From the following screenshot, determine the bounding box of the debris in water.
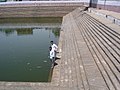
[27,63,30,65]
[43,60,47,63]
[36,66,42,69]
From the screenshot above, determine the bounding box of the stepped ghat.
[0,1,86,17]
[0,1,120,90]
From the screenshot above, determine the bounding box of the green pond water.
[0,17,61,82]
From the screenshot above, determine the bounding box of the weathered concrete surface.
[0,1,85,18]
[0,23,61,29]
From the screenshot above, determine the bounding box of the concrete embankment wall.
[0,1,86,18]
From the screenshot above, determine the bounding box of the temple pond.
[0,17,62,82]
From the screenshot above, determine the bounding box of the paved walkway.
[0,8,120,90]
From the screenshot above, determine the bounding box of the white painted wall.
[98,0,120,6]
[2,0,120,7]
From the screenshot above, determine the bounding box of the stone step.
[79,19,116,90]
[69,14,89,90]
[73,13,111,90]
[83,14,120,70]
[71,11,109,90]
[0,2,85,18]
[84,14,120,45]
[71,8,120,89]
[81,19,120,90]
